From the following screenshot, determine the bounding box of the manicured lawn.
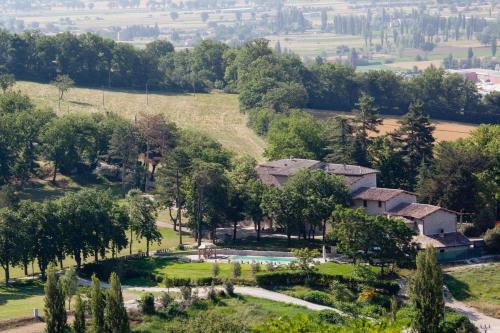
[0,280,45,320]
[444,263,500,318]
[317,262,380,277]
[122,257,254,285]
[4,226,193,282]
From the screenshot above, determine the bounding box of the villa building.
[256,158,474,261]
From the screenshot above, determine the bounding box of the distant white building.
[256,158,473,259]
[448,68,500,94]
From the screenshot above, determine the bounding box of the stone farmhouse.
[256,158,474,260]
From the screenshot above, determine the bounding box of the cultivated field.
[15,81,266,161]
[308,109,478,142]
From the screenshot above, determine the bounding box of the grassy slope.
[14,81,266,162]
[444,263,500,318]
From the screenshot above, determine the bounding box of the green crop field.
[14,81,266,162]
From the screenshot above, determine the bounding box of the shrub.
[484,226,500,254]
[352,265,377,282]
[330,280,355,302]
[207,283,218,302]
[459,223,481,237]
[139,293,155,315]
[251,262,261,275]
[180,285,192,302]
[224,279,235,297]
[302,291,335,307]
[318,310,345,325]
[159,292,174,310]
[255,270,399,294]
[154,274,164,283]
[265,262,275,272]
[359,304,386,317]
[231,262,242,278]
[442,311,478,333]
[164,276,191,287]
[211,262,220,278]
[357,288,378,302]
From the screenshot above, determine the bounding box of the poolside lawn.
[123,257,254,285]
[317,262,380,276]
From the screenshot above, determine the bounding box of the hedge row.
[158,275,256,287]
[255,271,399,294]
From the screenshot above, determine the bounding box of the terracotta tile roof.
[352,187,414,202]
[256,159,381,189]
[415,233,471,248]
[265,159,323,176]
[344,175,364,186]
[388,202,443,219]
[325,163,379,176]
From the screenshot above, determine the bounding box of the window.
[363,200,367,207]
[378,201,382,208]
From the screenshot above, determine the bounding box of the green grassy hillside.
[15,81,266,161]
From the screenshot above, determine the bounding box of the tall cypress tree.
[393,101,435,190]
[90,274,105,333]
[73,294,86,333]
[409,247,444,333]
[44,265,67,333]
[104,273,130,333]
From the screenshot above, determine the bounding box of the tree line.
[0,31,499,124]
[239,39,499,125]
[327,10,496,51]
[0,188,166,285]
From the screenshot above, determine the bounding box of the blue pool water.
[229,255,296,264]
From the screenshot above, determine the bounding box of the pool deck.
[185,254,328,265]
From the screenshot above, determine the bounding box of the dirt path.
[445,297,500,332]
[0,322,45,333]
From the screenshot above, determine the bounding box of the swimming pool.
[229,255,296,264]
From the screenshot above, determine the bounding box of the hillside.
[14,81,267,161]
[15,81,478,163]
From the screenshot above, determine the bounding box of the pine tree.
[352,94,382,166]
[492,37,497,57]
[325,116,356,164]
[44,265,68,333]
[393,101,435,190]
[73,294,86,333]
[104,273,130,333]
[90,274,105,333]
[409,247,444,333]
